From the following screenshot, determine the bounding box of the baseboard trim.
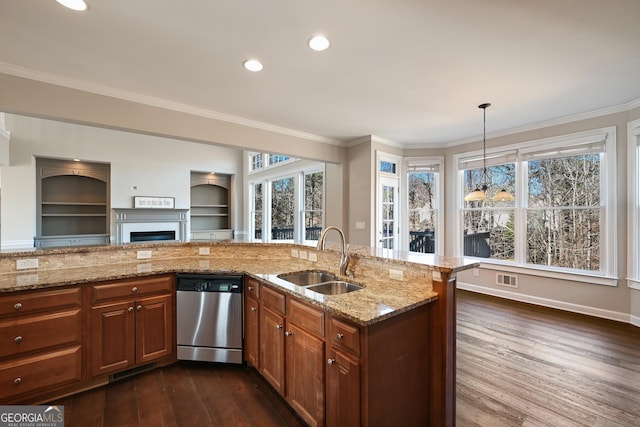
[457,281,632,325]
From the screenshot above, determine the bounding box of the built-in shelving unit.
[190,172,233,240]
[35,158,111,248]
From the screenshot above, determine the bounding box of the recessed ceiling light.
[308,35,330,51]
[56,0,88,11]
[243,59,263,72]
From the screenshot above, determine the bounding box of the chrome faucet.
[317,226,351,277]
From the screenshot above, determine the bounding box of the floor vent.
[496,273,518,288]
[110,363,155,383]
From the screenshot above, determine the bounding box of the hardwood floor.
[456,290,640,427]
[53,290,640,426]
[56,363,305,427]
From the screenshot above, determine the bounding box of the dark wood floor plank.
[134,368,177,427]
[103,377,139,427]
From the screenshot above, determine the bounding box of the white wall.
[1,114,243,248]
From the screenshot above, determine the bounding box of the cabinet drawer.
[0,287,81,318]
[92,275,174,302]
[330,317,360,356]
[262,286,285,315]
[0,309,82,359]
[0,345,82,400]
[288,298,324,337]
[245,277,260,300]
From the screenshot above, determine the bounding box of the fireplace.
[113,208,189,244]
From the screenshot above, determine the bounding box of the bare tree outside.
[271,177,294,240]
[304,171,323,241]
[408,171,437,253]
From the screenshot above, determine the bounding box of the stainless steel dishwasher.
[176,273,243,364]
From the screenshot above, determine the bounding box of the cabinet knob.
[251,307,257,312]
[276,324,283,330]
[248,286,254,291]
[132,286,138,293]
[14,336,23,343]
[327,358,335,366]
[14,377,22,385]
[14,302,23,310]
[336,333,344,340]
[285,331,293,337]
[128,306,134,313]
[136,305,142,311]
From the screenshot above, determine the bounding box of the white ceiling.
[1,0,639,147]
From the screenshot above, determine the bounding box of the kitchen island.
[0,241,477,426]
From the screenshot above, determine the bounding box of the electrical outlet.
[291,249,299,258]
[308,252,318,262]
[136,250,152,260]
[199,247,210,255]
[389,268,404,280]
[299,250,308,260]
[473,268,480,277]
[16,259,39,270]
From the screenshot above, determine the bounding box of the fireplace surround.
[113,208,189,244]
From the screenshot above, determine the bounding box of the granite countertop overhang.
[0,241,479,326]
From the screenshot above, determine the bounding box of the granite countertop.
[0,256,440,326]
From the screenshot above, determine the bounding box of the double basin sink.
[277,270,363,295]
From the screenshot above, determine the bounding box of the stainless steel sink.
[277,270,338,286]
[305,281,364,295]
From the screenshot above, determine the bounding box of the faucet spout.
[317,226,351,277]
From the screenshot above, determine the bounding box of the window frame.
[402,156,444,255]
[248,157,325,245]
[454,127,617,285]
[627,119,640,290]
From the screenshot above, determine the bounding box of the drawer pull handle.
[132,287,138,293]
[327,358,335,366]
[14,336,23,343]
[251,307,257,312]
[248,286,254,291]
[14,303,23,310]
[128,306,134,313]
[276,324,283,330]
[285,331,293,337]
[14,377,22,385]
[136,305,142,311]
[336,333,344,340]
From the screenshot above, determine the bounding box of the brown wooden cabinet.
[259,296,286,394]
[0,286,83,403]
[244,278,260,368]
[89,275,175,378]
[326,350,360,427]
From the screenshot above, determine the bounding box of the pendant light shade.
[493,189,515,202]
[464,187,488,202]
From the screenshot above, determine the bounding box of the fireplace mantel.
[113,208,189,244]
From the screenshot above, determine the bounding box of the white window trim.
[627,119,640,290]
[375,151,402,250]
[454,127,617,285]
[402,156,444,255]
[248,160,324,245]
[247,152,297,174]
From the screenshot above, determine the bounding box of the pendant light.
[464,103,491,202]
[463,103,515,202]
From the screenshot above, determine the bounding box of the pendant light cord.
[479,103,490,190]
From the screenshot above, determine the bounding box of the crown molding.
[440,98,640,149]
[0,62,341,146]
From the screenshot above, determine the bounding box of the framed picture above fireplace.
[133,196,175,209]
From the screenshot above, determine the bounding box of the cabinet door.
[285,323,325,427]
[260,306,285,394]
[90,301,135,377]
[135,294,174,364]
[326,350,361,427]
[245,296,260,368]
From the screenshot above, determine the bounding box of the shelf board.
[190,214,228,217]
[42,202,107,206]
[191,204,228,208]
[42,214,107,217]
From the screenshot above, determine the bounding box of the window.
[407,159,442,254]
[303,171,323,242]
[628,119,640,289]
[251,153,263,171]
[271,177,295,241]
[248,157,324,244]
[269,154,291,166]
[456,127,616,280]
